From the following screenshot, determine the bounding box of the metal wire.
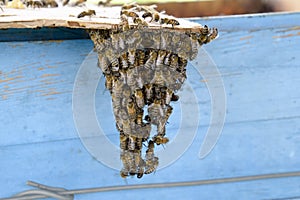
[2,171,300,200]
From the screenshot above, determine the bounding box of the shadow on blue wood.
[0,12,300,199]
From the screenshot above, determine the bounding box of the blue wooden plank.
[1,118,300,199]
[0,28,89,42]
[0,12,300,199]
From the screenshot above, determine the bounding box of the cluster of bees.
[120,3,180,29]
[88,3,218,178]
[23,0,57,8]
[0,0,111,9]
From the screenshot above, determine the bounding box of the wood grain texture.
[0,12,300,200]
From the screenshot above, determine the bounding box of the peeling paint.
[0,76,23,84]
[1,95,7,100]
[273,33,299,39]
[240,35,253,41]
[40,88,61,96]
[273,33,295,38]
[46,97,56,100]
[41,73,60,78]
[276,26,300,33]
[47,65,58,68]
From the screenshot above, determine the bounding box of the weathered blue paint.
[0,28,89,42]
[0,12,300,199]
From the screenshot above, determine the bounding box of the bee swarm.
[88,3,218,179]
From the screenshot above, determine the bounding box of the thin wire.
[27,181,69,192]
[1,171,300,200]
[13,190,72,200]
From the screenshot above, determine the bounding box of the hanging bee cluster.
[88,3,218,178]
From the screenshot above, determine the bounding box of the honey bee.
[146,140,155,154]
[148,99,164,126]
[121,3,137,10]
[120,150,133,178]
[97,0,111,6]
[145,156,159,174]
[73,0,86,6]
[151,70,167,86]
[120,132,128,150]
[160,18,180,28]
[169,54,178,71]
[144,50,157,70]
[127,30,142,47]
[135,137,143,151]
[153,12,161,22]
[42,0,57,7]
[156,50,167,67]
[160,31,171,50]
[25,0,43,8]
[120,14,130,32]
[136,74,144,89]
[201,25,209,35]
[122,118,132,136]
[111,33,122,51]
[133,17,148,28]
[62,0,69,6]
[165,104,173,122]
[153,135,169,145]
[177,57,187,73]
[135,110,143,126]
[105,74,114,92]
[142,11,160,23]
[137,164,144,178]
[197,25,210,44]
[118,68,127,84]
[144,84,153,105]
[126,99,137,120]
[204,28,218,44]
[112,78,123,99]
[122,85,132,99]
[137,50,145,66]
[177,70,187,85]
[157,120,166,136]
[153,85,163,100]
[127,49,136,67]
[120,167,129,178]
[145,141,159,174]
[163,51,172,66]
[127,68,137,91]
[134,151,145,178]
[142,12,152,21]
[164,88,173,105]
[121,10,139,18]
[105,49,119,73]
[134,89,145,109]
[120,52,129,70]
[141,122,151,139]
[127,135,136,151]
[112,97,121,115]
[77,10,96,18]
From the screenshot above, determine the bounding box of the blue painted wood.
[0,28,89,42]
[1,12,300,199]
